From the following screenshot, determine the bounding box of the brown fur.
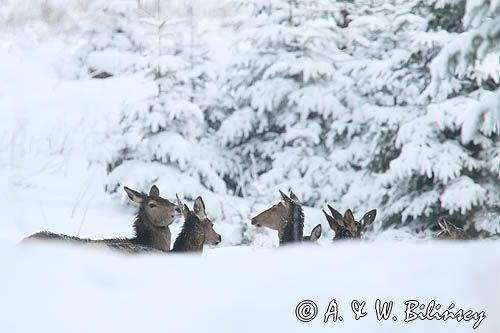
[434,219,470,240]
[303,224,322,242]
[171,196,222,253]
[251,190,304,245]
[323,205,377,240]
[172,202,205,253]
[193,196,221,246]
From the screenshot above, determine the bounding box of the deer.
[251,190,321,245]
[303,224,322,242]
[171,196,221,253]
[322,205,377,240]
[191,196,222,247]
[23,185,181,253]
[434,219,470,240]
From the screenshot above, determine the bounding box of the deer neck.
[172,215,205,252]
[133,210,171,251]
[278,204,304,245]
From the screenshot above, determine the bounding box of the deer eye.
[175,207,180,213]
[148,203,157,208]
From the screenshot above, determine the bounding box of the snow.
[441,176,487,214]
[1,241,500,333]
[1,2,500,331]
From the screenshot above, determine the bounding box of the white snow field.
[1,241,499,333]
[1,4,499,333]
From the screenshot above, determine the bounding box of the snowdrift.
[1,241,499,333]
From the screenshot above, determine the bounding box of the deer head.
[124,185,181,228]
[303,224,322,242]
[251,190,300,229]
[172,196,206,252]
[251,190,304,245]
[323,205,376,240]
[193,196,221,246]
[434,219,470,240]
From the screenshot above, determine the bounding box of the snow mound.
[1,241,499,333]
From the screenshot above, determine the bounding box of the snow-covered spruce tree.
[291,0,440,226]
[217,0,356,205]
[77,0,149,77]
[315,0,430,218]
[104,2,226,198]
[342,0,499,233]
[420,0,500,234]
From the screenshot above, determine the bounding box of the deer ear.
[344,209,354,224]
[183,204,192,219]
[439,218,452,232]
[176,194,187,218]
[327,205,343,221]
[310,224,322,241]
[193,196,206,218]
[279,189,290,202]
[124,186,143,204]
[323,209,338,232]
[149,185,159,197]
[343,209,358,235]
[327,205,345,227]
[360,209,377,231]
[289,191,299,203]
[438,219,447,231]
[279,190,292,206]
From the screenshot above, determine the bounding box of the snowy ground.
[1,242,499,333]
[1,10,499,333]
